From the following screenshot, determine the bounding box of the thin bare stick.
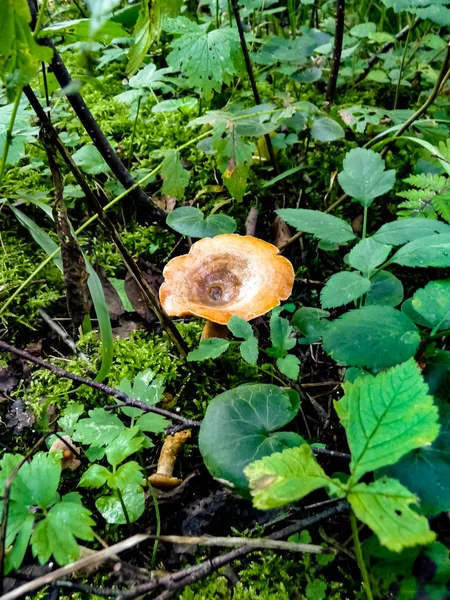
[147,535,337,554]
[0,341,200,429]
[325,0,345,105]
[38,309,91,364]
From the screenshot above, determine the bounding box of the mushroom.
[148,429,192,489]
[159,234,295,339]
[50,435,81,471]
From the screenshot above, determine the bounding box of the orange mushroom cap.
[159,234,295,325]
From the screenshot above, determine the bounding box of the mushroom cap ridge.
[159,234,295,324]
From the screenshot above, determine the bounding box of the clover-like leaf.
[322,306,420,369]
[348,478,435,552]
[335,359,440,481]
[199,384,303,494]
[167,206,237,238]
[338,148,395,207]
[245,444,333,509]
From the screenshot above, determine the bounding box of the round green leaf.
[310,117,345,142]
[322,306,420,369]
[401,298,434,328]
[411,280,450,331]
[366,271,404,307]
[166,206,236,238]
[199,384,303,495]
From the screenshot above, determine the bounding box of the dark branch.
[325,0,345,105]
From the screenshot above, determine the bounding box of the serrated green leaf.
[348,238,392,275]
[166,22,239,98]
[323,306,420,369]
[105,426,144,467]
[79,464,111,489]
[58,403,84,436]
[107,461,144,489]
[245,444,332,509]
[187,338,231,362]
[96,483,145,524]
[73,408,125,447]
[199,384,302,494]
[228,315,254,339]
[348,478,435,552]
[321,272,371,309]
[152,97,198,113]
[276,354,300,380]
[373,218,450,245]
[338,148,396,207]
[239,336,259,365]
[117,369,165,418]
[365,271,404,307]
[4,513,34,575]
[126,0,162,76]
[167,206,236,238]
[390,234,450,267]
[72,144,109,175]
[335,359,440,481]
[31,493,95,566]
[276,208,355,244]
[270,309,296,355]
[136,412,169,433]
[411,280,450,331]
[292,307,330,344]
[160,149,191,200]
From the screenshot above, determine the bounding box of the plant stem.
[350,510,374,600]
[216,0,220,29]
[0,88,23,186]
[116,487,132,534]
[33,0,49,39]
[362,205,368,239]
[325,0,345,105]
[147,482,161,569]
[394,22,412,110]
[127,96,141,169]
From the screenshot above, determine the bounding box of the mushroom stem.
[201,320,229,340]
[148,430,191,489]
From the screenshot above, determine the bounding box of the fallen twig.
[0,341,200,429]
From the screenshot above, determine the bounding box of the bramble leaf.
[321,272,371,309]
[276,208,355,244]
[373,218,450,245]
[348,238,392,275]
[245,445,333,509]
[239,336,259,365]
[338,148,395,207]
[335,359,440,481]
[348,478,435,552]
[390,234,450,267]
[228,315,254,339]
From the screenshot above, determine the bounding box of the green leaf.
[390,234,450,267]
[85,0,122,37]
[381,0,450,26]
[293,307,330,344]
[187,338,230,361]
[310,117,345,142]
[0,0,52,91]
[348,478,435,552]
[79,464,111,489]
[42,18,126,43]
[109,278,134,312]
[73,408,125,447]
[228,315,254,339]
[166,206,237,238]
[270,309,296,356]
[335,359,440,481]
[321,272,371,309]
[107,461,144,490]
[338,148,395,207]
[276,208,355,244]
[410,280,450,330]
[239,336,259,365]
[160,149,191,200]
[72,144,109,175]
[348,238,392,275]
[245,445,332,509]
[165,19,240,98]
[373,218,450,245]
[276,354,300,380]
[136,412,169,433]
[365,271,404,307]
[127,0,162,76]
[105,426,144,467]
[117,369,165,418]
[4,514,34,575]
[31,493,95,566]
[152,97,198,113]
[58,403,84,436]
[350,22,377,37]
[22,452,61,509]
[199,384,302,494]
[322,306,420,369]
[96,483,145,524]
[379,408,450,516]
